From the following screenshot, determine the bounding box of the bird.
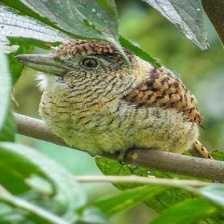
[16,39,212,159]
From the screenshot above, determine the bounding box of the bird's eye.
[81,58,98,69]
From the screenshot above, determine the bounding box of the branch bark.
[14,113,224,182]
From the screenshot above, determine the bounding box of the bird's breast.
[39,86,199,155]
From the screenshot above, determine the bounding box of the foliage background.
[9,0,224,223]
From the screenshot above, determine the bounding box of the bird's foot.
[116,147,137,164]
[192,140,213,159]
[117,150,128,164]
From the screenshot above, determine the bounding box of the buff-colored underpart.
[38,56,199,154]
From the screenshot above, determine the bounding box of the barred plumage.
[17,40,212,159]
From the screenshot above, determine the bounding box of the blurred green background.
[13,0,224,223]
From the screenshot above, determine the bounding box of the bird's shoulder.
[123,68,202,125]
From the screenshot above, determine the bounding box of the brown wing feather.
[123,68,202,125]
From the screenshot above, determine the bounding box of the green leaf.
[0,143,86,218]
[0,185,69,224]
[97,0,117,17]
[0,0,50,23]
[19,0,118,42]
[202,0,224,44]
[150,198,217,224]
[204,214,224,224]
[211,150,224,161]
[0,4,67,50]
[143,170,194,212]
[1,1,128,62]
[0,53,15,142]
[0,112,15,142]
[0,53,10,129]
[95,157,195,215]
[93,185,164,217]
[7,37,55,84]
[146,188,193,212]
[77,208,109,224]
[95,157,149,189]
[120,36,161,68]
[143,0,208,49]
[200,184,224,207]
[8,38,34,84]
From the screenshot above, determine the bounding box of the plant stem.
[75,175,210,188]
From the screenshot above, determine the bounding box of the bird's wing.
[123,68,202,125]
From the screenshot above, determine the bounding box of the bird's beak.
[16,54,68,75]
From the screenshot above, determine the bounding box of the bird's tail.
[192,140,213,159]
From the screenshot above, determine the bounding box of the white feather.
[36,73,48,91]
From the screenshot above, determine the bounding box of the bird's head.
[17,40,151,96]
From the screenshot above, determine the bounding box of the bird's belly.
[130,107,199,153]
[40,91,199,155]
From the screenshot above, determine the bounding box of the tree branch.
[14,113,224,182]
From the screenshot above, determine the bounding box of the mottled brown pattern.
[55,40,133,62]
[123,68,202,125]
[56,40,115,57]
